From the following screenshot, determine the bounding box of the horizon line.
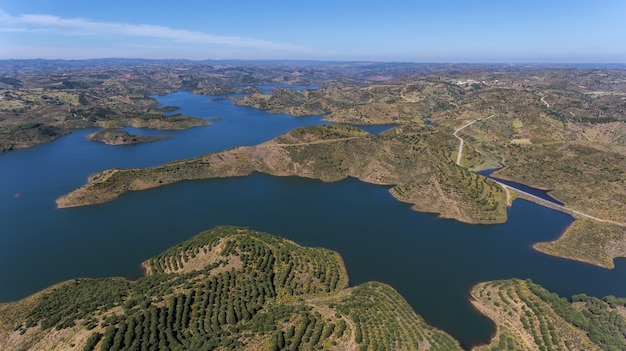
[1,57,625,66]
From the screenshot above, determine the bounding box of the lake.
[2,91,626,349]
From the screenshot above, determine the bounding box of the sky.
[0,0,625,63]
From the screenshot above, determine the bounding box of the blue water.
[255,84,319,94]
[2,92,625,349]
[349,123,397,135]
[479,169,564,206]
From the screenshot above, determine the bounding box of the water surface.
[479,169,564,205]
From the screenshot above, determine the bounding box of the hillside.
[56,124,508,224]
[471,279,626,351]
[232,71,626,219]
[0,226,462,351]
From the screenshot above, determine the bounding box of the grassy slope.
[0,226,462,351]
[423,84,626,269]
[0,123,70,152]
[233,80,465,124]
[471,279,598,351]
[492,143,626,224]
[236,79,626,221]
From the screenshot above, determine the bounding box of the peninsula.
[56,124,509,225]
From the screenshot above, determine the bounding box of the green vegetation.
[87,128,173,145]
[7,234,626,351]
[0,226,461,350]
[472,279,626,351]
[335,282,461,350]
[535,219,626,269]
[492,143,626,223]
[236,69,626,227]
[233,80,468,124]
[528,282,626,351]
[0,123,69,152]
[23,278,130,331]
[473,280,562,351]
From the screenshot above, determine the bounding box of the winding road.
[453,114,495,166]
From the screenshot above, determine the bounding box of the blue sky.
[1,0,625,62]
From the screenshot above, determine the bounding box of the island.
[87,128,173,145]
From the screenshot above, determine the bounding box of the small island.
[87,128,173,145]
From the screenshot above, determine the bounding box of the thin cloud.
[0,9,310,52]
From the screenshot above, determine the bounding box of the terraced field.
[472,279,626,351]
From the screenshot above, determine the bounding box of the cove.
[2,92,626,349]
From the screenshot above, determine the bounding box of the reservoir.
[479,169,564,206]
[2,92,626,349]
